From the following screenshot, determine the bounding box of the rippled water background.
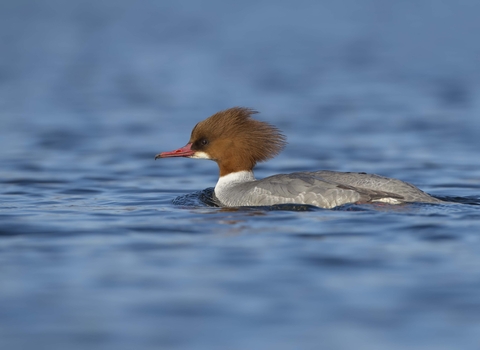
[2,1,480,349]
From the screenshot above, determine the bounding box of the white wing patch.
[372,197,403,204]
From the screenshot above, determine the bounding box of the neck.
[214,170,255,203]
[218,158,255,177]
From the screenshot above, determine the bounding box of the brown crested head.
[189,107,287,176]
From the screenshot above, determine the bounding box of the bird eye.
[200,139,208,146]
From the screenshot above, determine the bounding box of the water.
[2,1,480,349]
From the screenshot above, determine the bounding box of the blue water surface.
[1,1,480,349]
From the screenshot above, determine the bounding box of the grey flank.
[215,171,442,209]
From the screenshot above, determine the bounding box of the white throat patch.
[190,151,211,160]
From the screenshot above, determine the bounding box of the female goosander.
[155,107,442,209]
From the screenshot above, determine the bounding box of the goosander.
[155,107,442,209]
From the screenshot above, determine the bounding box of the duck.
[155,107,442,209]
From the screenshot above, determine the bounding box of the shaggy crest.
[189,107,287,175]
